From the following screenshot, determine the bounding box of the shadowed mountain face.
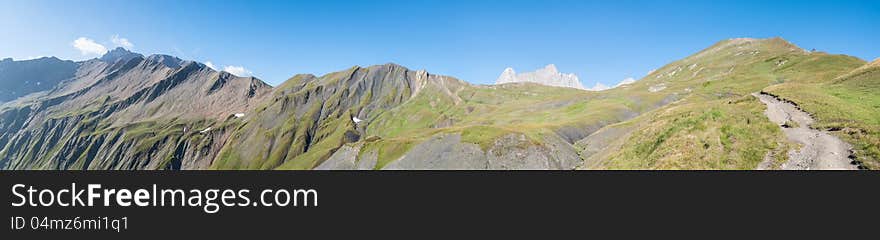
[0,57,78,102]
[0,38,876,170]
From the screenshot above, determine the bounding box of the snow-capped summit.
[495,64,584,89]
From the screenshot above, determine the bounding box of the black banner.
[1,171,877,238]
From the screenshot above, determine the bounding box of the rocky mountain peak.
[495,64,584,89]
[0,56,78,102]
[145,54,184,68]
[498,67,516,81]
[100,47,143,63]
[541,64,558,73]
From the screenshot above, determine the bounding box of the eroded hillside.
[0,49,270,169]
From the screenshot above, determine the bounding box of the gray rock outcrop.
[495,64,584,89]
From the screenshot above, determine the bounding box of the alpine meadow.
[0,37,877,170]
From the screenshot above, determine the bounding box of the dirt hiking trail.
[754,93,859,170]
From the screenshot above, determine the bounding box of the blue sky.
[1,0,877,87]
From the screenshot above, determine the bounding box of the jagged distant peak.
[100,47,143,63]
[495,64,584,89]
[2,56,67,63]
[107,46,133,54]
[541,64,559,73]
[145,54,184,68]
[95,48,201,70]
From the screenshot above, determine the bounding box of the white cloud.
[206,62,253,76]
[586,82,610,91]
[223,65,253,77]
[615,77,636,87]
[71,37,107,55]
[204,61,217,70]
[111,35,134,49]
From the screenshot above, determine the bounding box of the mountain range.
[0,38,877,170]
[495,64,584,89]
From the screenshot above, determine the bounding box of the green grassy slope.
[212,37,876,170]
[593,38,868,169]
[602,96,786,169]
[4,37,873,170]
[212,60,684,169]
[212,64,464,169]
[361,83,636,168]
[765,59,880,168]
